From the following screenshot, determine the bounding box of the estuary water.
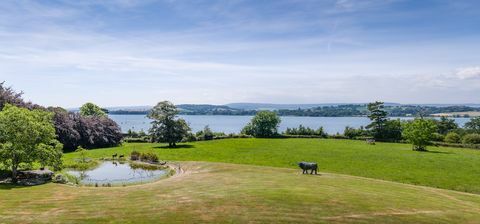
[109,115,470,135]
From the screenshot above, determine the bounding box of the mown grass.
[2,162,480,223]
[63,138,480,193]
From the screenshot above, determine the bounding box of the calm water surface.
[67,161,168,185]
[110,115,470,135]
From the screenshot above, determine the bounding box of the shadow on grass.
[0,183,30,190]
[421,150,454,154]
[154,144,195,149]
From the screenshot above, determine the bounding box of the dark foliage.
[434,117,459,135]
[0,82,42,111]
[48,107,81,150]
[49,108,122,151]
[343,126,369,139]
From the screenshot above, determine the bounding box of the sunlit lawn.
[64,138,480,194]
[2,162,480,223]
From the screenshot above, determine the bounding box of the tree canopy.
[465,117,480,133]
[366,101,389,140]
[80,102,107,117]
[242,111,281,137]
[0,104,63,182]
[0,82,41,111]
[148,101,191,147]
[402,118,437,151]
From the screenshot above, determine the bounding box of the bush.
[431,133,445,142]
[124,136,150,143]
[343,126,368,139]
[462,134,480,145]
[130,151,141,161]
[284,125,327,137]
[444,132,461,143]
[140,152,159,163]
[52,174,68,184]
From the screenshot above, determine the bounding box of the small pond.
[67,161,170,186]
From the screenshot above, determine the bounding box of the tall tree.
[0,104,63,183]
[436,116,458,135]
[242,111,281,137]
[366,101,388,140]
[148,101,191,147]
[79,102,107,117]
[402,118,437,151]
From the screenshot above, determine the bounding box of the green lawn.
[64,138,480,193]
[2,162,480,223]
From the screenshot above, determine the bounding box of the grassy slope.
[2,162,480,223]
[63,139,480,193]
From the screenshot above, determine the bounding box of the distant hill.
[71,102,480,117]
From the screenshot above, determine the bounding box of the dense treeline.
[109,103,480,117]
[0,82,122,151]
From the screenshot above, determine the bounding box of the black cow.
[298,162,318,175]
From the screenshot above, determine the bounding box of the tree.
[366,101,388,140]
[0,104,63,183]
[73,114,123,149]
[79,102,107,117]
[465,117,480,133]
[436,116,458,135]
[242,111,281,137]
[402,118,437,151]
[148,101,191,147]
[48,107,122,151]
[0,81,41,111]
[48,107,81,150]
[75,146,88,163]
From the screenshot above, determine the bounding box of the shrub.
[343,126,368,139]
[431,133,445,142]
[140,152,159,163]
[130,151,141,161]
[284,125,328,137]
[444,132,461,143]
[462,133,480,144]
[52,174,68,184]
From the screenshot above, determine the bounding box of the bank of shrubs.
[284,125,327,137]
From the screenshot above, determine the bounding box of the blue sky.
[1,0,480,107]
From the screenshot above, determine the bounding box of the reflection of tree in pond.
[79,170,88,180]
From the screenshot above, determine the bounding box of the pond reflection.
[67,161,168,185]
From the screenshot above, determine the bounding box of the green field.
[3,138,480,223]
[64,138,480,193]
[2,162,480,223]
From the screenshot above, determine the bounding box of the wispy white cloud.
[0,0,479,107]
[455,67,480,79]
